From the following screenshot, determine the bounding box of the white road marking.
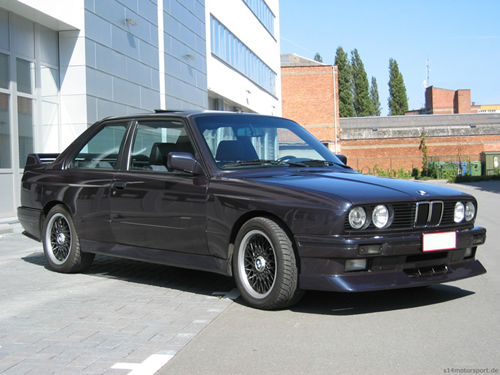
[112,354,174,375]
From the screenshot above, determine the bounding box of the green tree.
[370,76,381,116]
[313,52,323,63]
[388,58,409,115]
[335,46,355,117]
[420,128,429,176]
[351,49,373,117]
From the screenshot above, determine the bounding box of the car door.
[109,119,209,255]
[64,120,130,243]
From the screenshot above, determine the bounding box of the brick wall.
[341,114,500,174]
[342,135,500,173]
[426,86,475,114]
[281,65,339,143]
[279,59,499,175]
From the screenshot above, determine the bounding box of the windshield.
[194,114,348,169]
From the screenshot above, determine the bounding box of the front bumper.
[296,226,487,292]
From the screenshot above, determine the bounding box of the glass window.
[210,16,276,95]
[243,0,275,36]
[16,58,35,94]
[41,66,59,99]
[129,120,194,172]
[0,53,8,89]
[0,93,10,168]
[195,115,341,169]
[70,123,127,169]
[17,96,33,168]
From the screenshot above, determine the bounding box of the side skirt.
[80,239,232,276]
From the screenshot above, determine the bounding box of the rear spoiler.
[25,153,60,167]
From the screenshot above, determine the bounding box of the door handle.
[112,181,127,189]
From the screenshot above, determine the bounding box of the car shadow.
[22,252,474,314]
[455,180,500,195]
[290,285,474,316]
[22,252,236,298]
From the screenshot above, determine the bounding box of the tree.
[313,52,323,63]
[334,46,355,117]
[370,76,381,116]
[388,58,409,115]
[420,128,428,176]
[351,49,373,117]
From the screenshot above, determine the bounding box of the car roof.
[99,110,276,122]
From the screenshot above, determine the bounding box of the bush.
[365,165,413,179]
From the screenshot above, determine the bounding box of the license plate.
[422,231,457,252]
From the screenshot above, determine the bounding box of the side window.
[69,123,128,169]
[129,120,194,172]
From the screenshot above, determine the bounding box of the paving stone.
[0,227,237,374]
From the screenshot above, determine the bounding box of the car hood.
[247,170,470,205]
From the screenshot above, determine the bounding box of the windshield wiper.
[222,159,283,168]
[222,159,311,168]
[221,159,350,168]
[300,160,352,168]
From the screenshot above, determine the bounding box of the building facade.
[341,113,500,173]
[278,57,500,175]
[0,0,281,218]
[281,53,339,152]
[424,86,476,114]
[207,0,280,115]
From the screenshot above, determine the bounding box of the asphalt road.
[158,180,500,375]
[1,180,498,374]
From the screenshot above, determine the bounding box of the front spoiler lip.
[299,259,487,292]
[295,226,487,258]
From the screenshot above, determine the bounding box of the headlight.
[349,207,367,229]
[454,202,465,223]
[465,202,475,221]
[372,205,390,228]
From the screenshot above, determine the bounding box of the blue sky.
[279,0,500,115]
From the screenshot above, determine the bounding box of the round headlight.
[372,205,390,228]
[454,202,465,223]
[349,207,367,229]
[465,201,475,221]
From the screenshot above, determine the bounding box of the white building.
[206,0,280,115]
[0,0,281,218]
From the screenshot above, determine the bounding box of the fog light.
[464,247,474,258]
[359,244,383,255]
[472,233,485,245]
[345,259,368,272]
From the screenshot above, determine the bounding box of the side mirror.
[336,154,347,165]
[167,152,204,175]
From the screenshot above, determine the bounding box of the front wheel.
[233,217,303,310]
[42,205,94,273]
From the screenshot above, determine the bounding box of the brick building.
[409,86,500,115]
[280,55,500,174]
[341,113,500,173]
[281,54,340,152]
[424,86,477,114]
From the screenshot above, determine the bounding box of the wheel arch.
[41,201,73,233]
[227,210,300,274]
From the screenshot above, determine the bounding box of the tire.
[233,217,304,310]
[42,205,95,273]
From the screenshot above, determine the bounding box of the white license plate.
[422,231,457,252]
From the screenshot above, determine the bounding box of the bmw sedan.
[18,110,487,309]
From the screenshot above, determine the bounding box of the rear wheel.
[233,217,303,310]
[42,205,94,273]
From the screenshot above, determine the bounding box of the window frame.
[67,121,130,171]
[125,119,198,174]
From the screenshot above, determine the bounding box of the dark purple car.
[18,110,487,309]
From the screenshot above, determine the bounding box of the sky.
[279,0,500,116]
